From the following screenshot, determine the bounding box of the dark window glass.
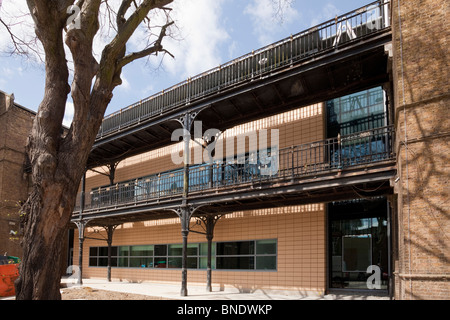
[98,257,108,267]
[329,198,388,290]
[89,247,98,256]
[119,246,129,256]
[89,240,276,271]
[98,247,108,256]
[256,256,277,270]
[167,257,198,269]
[155,245,167,256]
[130,257,153,268]
[216,256,254,270]
[327,87,386,138]
[118,257,128,268]
[216,241,254,256]
[256,240,277,254]
[130,245,153,257]
[89,257,97,267]
[154,257,167,268]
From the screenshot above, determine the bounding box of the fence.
[76,125,394,212]
[97,0,391,138]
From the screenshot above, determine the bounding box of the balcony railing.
[97,1,391,139]
[76,125,394,213]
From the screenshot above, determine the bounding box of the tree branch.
[103,0,173,62]
[0,16,43,60]
[117,20,174,69]
[117,0,133,30]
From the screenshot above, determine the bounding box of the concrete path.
[59,278,390,300]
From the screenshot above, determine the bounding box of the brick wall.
[82,103,324,193]
[75,103,326,294]
[391,0,450,300]
[74,204,326,295]
[0,91,34,257]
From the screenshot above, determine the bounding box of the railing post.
[291,146,295,182]
[80,171,86,212]
[337,133,342,169]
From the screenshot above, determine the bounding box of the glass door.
[328,198,389,291]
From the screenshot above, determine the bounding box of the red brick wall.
[0,91,34,257]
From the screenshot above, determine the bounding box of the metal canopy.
[72,160,396,227]
[87,33,392,168]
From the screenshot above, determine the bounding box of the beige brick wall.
[75,103,326,293]
[74,204,326,294]
[392,0,450,300]
[82,103,324,195]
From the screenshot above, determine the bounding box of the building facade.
[0,0,448,300]
[74,87,395,296]
[0,91,34,258]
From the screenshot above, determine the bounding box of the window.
[89,246,118,267]
[327,87,387,138]
[326,87,390,166]
[216,240,277,270]
[88,239,277,271]
[329,198,389,290]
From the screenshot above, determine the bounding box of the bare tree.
[0,0,294,300]
[6,0,174,300]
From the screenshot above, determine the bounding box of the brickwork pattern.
[0,91,34,257]
[76,104,326,294]
[392,0,450,300]
[74,204,326,294]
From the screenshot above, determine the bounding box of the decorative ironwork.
[75,125,394,212]
[96,1,391,139]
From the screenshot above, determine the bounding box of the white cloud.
[117,74,131,92]
[63,101,74,127]
[309,3,341,27]
[244,0,299,46]
[0,0,43,61]
[162,0,230,79]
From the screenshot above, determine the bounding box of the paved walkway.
[59,278,390,300]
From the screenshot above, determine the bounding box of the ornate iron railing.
[76,125,394,212]
[96,1,391,138]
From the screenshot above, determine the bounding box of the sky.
[0,0,373,126]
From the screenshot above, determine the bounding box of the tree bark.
[15,0,173,300]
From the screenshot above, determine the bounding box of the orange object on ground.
[0,264,19,297]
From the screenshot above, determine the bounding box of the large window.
[328,198,389,290]
[89,239,277,271]
[326,87,390,166]
[327,87,387,138]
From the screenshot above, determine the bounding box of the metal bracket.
[74,219,91,240]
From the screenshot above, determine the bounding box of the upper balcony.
[87,0,392,169]
[74,125,396,225]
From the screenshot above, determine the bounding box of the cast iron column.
[74,220,88,285]
[206,217,214,292]
[105,225,119,282]
[180,204,190,296]
[179,111,195,297]
[196,215,221,292]
[75,172,87,285]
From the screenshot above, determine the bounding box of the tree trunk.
[14,0,173,300]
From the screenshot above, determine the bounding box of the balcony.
[74,125,395,222]
[87,1,392,169]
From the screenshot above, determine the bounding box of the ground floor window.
[89,239,277,271]
[328,197,389,290]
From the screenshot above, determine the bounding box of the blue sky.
[0,0,372,125]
